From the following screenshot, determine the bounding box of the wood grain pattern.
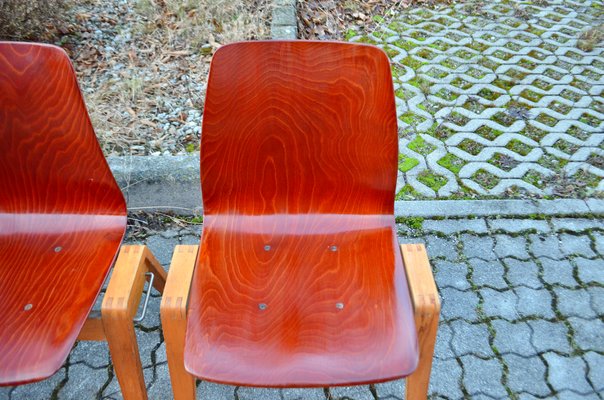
[0,42,126,386]
[185,41,418,387]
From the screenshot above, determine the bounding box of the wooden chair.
[161,41,440,399]
[0,42,166,399]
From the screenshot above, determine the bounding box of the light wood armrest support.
[161,245,198,400]
[400,243,441,400]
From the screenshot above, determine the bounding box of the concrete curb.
[271,0,298,39]
[108,155,604,217]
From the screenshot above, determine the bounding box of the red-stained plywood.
[0,42,126,385]
[185,41,418,387]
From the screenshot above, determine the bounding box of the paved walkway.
[350,0,604,198]
[1,215,602,399]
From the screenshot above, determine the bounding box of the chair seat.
[184,214,418,387]
[0,214,125,385]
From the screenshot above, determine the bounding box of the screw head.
[54,246,62,252]
[24,304,33,311]
[264,245,271,251]
[335,302,344,310]
[330,245,337,252]
[258,303,268,310]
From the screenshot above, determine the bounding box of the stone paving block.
[238,387,281,400]
[450,320,493,358]
[71,340,110,368]
[374,379,405,399]
[593,232,604,255]
[543,353,592,395]
[568,317,604,352]
[504,354,550,397]
[146,234,178,266]
[58,364,109,399]
[554,288,596,319]
[137,294,161,330]
[587,287,604,315]
[102,367,153,400]
[281,388,325,400]
[429,358,463,399]
[434,260,470,291]
[494,234,530,259]
[528,234,563,260]
[491,320,536,356]
[541,258,577,286]
[504,258,542,289]
[461,234,497,261]
[440,288,479,321]
[527,320,571,354]
[135,329,162,368]
[470,259,507,289]
[576,257,604,284]
[460,355,507,399]
[9,367,66,400]
[331,385,374,400]
[515,287,555,319]
[198,380,236,400]
[147,363,173,400]
[488,219,550,233]
[423,219,488,235]
[552,218,602,232]
[434,322,455,360]
[426,235,458,261]
[555,391,600,399]
[481,288,518,320]
[559,233,597,258]
[180,234,200,246]
[583,352,604,392]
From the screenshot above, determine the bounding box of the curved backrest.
[0,42,125,215]
[200,41,398,216]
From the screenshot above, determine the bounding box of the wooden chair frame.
[78,245,167,400]
[161,244,440,400]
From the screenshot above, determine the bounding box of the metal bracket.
[133,272,155,322]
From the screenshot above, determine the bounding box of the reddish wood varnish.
[185,41,418,387]
[0,42,126,385]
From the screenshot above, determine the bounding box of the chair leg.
[161,245,198,400]
[100,245,163,400]
[400,244,441,400]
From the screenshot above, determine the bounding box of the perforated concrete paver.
[349,0,604,199]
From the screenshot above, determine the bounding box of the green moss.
[438,153,467,174]
[417,170,448,192]
[399,154,420,172]
[459,139,485,155]
[392,39,418,51]
[395,184,420,200]
[476,126,504,141]
[472,169,500,190]
[537,154,568,171]
[383,45,400,58]
[553,139,580,155]
[344,29,357,40]
[477,88,502,101]
[185,143,198,153]
[400,217,424,230]
[506,139,533,156]
[488,153,520,171]
[400,56,425,70]
[523,171,546,188]
[407,136,436,155]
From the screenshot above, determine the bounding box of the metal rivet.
[258,303,268,310]
[330,245,337,252]
[54,246,62,253]
[24,304,33,311]
[264,245,271,251]
[335,302,344,310]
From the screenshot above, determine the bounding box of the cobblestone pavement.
[1,216,602,399]
[350,0,604,198]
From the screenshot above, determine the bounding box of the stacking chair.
[161,41,440,400]
[0,42,166,399]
